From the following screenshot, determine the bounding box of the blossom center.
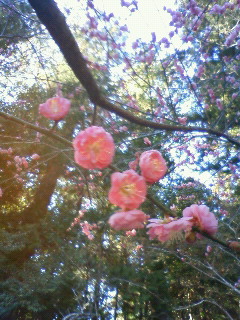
[191,216,200,228]
[49,100,60,113]
[151,158,160,168]
[89,140,101,155]
[121,183,136,196]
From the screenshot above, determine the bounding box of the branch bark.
[0,110,72,146]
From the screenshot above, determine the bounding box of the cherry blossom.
[178,117,187,125]
[139,150,168,183]
[225,24,240,47]
[81,221,96,240]
[128,160,138,171]
[147,217,192,243]
[108,210,149,230]
[126,229,137,236]
[143,137,151,145]
[206,245,212,253]
[73,126,115,169]
[108,169,147,210]
[31,153,40,160]
[182,204,218,238]
[39,96,71,121]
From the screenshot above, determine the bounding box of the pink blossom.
[206,245,212,253]
[119,126,128,132]
[120,24,128,32]
[108,210,149,230]
[139,150,168,183]
[21,157,28,169]
[225,24,240,47]
[73,126,115,169]
[108,169,147,210]
[216,99,223,110]
[178,117,187,125]
[132,40,139,49]
[220,209,229,216]
[126,229,137,236]
[128,160,138,170]
[151,32,156,42]
[147,217,192,243]
[211,4,225,14]
[32,153,40,160]
[14,156,22,165]
[39,96,71,121]
[80,221,96,240]
[182,204,218,237]
[143,137,152,145]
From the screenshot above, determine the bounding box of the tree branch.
[27,0,240,148]
[0,110,72,146]
[193,227,239,253]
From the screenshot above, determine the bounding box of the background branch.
[27,0,240,148]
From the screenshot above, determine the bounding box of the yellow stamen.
[121,183,135,196]
[50,100,60,113]
[152,158,159,168]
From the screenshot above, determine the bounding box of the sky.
[93,0,177,41]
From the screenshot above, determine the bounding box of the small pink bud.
[126,229,137,236]
[143,137,151,145]
[32,154,40,160]
[206,245,212,253]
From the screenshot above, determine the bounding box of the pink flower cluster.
[108,150,168,231]
[211,3,234,14]
[71,126,168,232]
[70,124,218,243]
[80,221,98,240]
[14,155,28,169]
[225,24,240,47]
[147,204,218,243]
[39,96,71,121]
[67,210,97,240]
[70,128,220,244]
